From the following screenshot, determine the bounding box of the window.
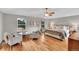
[17,18,26,32]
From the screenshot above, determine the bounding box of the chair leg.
[20,41,22,46]
[0,44,2,49]
[10,46,12,51]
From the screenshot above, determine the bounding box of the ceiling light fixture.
[44,8,55,16]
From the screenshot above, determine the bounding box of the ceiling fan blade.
[51,12,55,14]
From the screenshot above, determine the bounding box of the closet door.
[27,18,40,27]
[27,19,34,27]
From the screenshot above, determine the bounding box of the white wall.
[3,14,18,33]
[0,12,3,43]
[3,13,79,35]
[45,15,79,30]
[51,15,79,24]
[3,14,42,34]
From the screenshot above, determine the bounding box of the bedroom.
[0,8,79,51]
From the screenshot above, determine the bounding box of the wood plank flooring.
[0,34,68,51]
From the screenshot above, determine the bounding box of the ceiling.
[0,8,79,19]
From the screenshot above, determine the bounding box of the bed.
[44,29,69,40]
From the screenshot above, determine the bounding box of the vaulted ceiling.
[0,8,79,19]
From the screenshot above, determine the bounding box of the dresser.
[68,32,79,51]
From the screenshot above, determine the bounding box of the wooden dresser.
[68,32,79,51]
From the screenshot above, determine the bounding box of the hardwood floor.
[0,34,68,51]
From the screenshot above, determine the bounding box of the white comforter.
[47,29,69,38]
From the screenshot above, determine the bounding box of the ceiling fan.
[44,8,55,16]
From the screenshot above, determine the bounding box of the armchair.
[4,32,22,50]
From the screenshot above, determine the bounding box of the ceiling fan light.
[45,13,49,16]
[44,8,55,16]
[45,12,54,16]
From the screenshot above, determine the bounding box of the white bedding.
[47,29,69,38]
[55,29,69,37]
